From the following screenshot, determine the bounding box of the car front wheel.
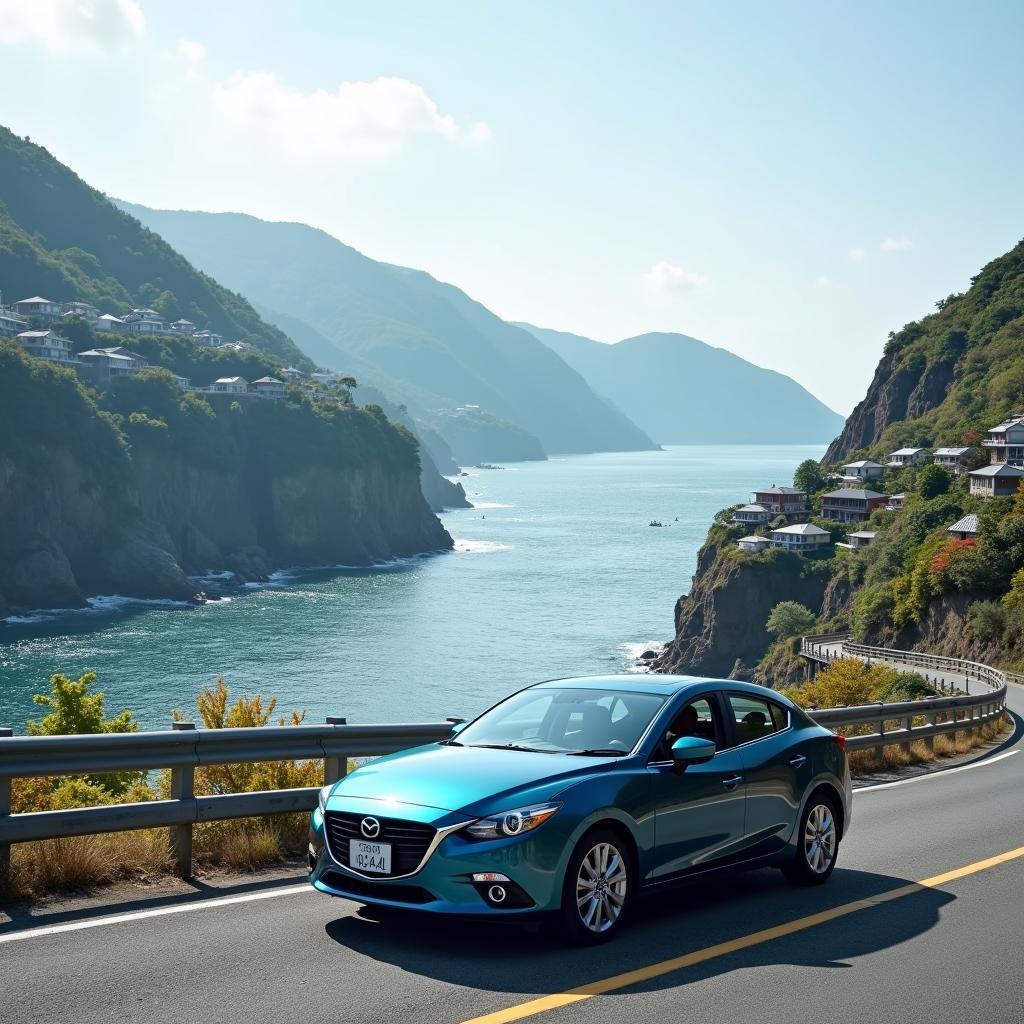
[782,794,839,885]
[559,828,633,945]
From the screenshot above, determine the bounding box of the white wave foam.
[454,539,512,554]
[619,640,665,672]
[471,502,511,510]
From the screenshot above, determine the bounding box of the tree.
[917,463,951,499]
[765,601,817,639]
[794,459,827,495]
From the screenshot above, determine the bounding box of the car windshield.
[454,687,666,755]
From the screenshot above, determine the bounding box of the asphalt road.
[2,687,1022,1024]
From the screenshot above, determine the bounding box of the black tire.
[559,828,634,945]
[782,792,840,885]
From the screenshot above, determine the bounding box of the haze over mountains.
[115,204,657,462]
[518,325,845,445]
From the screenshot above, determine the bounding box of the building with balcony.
[280,367,306,384]
[969,463,1024,498]
[769,522,831,552]
[13,296,62,323]
[169,319,197,334]
[736,534,771,553]
[820,487,888,523]
[840,460,886,483]
[96,313,127,333]
[122,308,165,334]
[16,330,75,362]
[0,306,28,337]
[61,300,100,321]
[946,514,979,541]
[208,376,250,395]
[886,447,928,468]
[933,447,974,476]
[981,416,1024,467]
[249,376,286,400]
[730,503,772,527]
[751,486,808,517]
[76,346,149,385]
[886,492,907,511]
[846,531,876,550]
[192,330,224,346]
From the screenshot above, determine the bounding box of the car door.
[729,693,811,857]
[646,694,747,879]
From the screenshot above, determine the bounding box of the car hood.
[330,742,612,815]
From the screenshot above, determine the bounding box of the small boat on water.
[191,591,209,605]
[649,520,665,528]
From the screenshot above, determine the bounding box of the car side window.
[652,697,720,762]
[727,694,785,745]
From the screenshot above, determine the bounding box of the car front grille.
[323,811,437,876]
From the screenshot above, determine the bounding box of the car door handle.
[722,775,743,790]
[789,755,807,768]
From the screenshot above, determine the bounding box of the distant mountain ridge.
[114,203,657,462]
[518,324,844,445]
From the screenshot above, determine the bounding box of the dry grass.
[848,714,1011,776]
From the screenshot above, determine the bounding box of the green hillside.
[114,203,657,460]
[0,127,313,371]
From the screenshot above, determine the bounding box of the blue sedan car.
[308,675,852,943]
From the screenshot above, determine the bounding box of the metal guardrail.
[0,717,457,887]
[798,635,1012,753]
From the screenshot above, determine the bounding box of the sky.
[0,1,1022,413]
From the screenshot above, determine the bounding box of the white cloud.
[212,72,490,160]
[0,0,144,53]
[814,275,830,288]
[645,260,708,294]
[177,39,206,65]
[848,247,866,262]
[880,238,915,251]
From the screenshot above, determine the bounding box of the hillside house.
[122,308,165,334]
[249,376,285,400]
[751,486,808,517]
[218,340,253,353]
[969,463,1024,498]
[769,522,831,552]
[13,296,62,323]
[0,307,28,337]
[847,531,876,549]
[209,376,250,395]
[886,447,928,468]
[946,514,979,541]
[76,346,148,384]
[840,460,885,483]
[96,313,127,333]
[933,447,973,476]
[886,492,907,511]
[280,367,306,384]
[736,534,771,553]
[192,330,223,346]
[169,319,197,334]
[820,487,888,523]
[61,300,101,321]
[981,416,1024,467]
[16,330,75,363]
[731,503,772,526]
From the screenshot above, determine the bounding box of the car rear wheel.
[559,829,633,945]
[782,793,839,885]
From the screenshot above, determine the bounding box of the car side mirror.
[449,720,468,737]
[671,735,716,771]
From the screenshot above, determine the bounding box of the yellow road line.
[461,844,1024,1024]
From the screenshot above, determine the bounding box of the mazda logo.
[360,817,381,839]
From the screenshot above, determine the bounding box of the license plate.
[349,839,392,875]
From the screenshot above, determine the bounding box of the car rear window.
[727,694,787,744]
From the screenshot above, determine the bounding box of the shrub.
[765,601,818,639]
[968,600,1005,641]
[917,464,951,499]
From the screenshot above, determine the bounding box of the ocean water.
[0,445,823,731]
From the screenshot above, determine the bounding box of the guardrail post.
[324,717,348,784]
[0,726,11,894]
[169,721,196,880]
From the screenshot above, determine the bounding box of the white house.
[249,376,285,400]
[847,530,876,549]
[730,503,772,526]
[887,447,928,468]
[209,376,250,395]
[0,307,28,337]
[61,300,101,321]
[840,460,886,482]
[96,313,127,333]
[122,308,165,334]
[946,513,979,541]
[169,319,197,334]
[13,296,62,323]
[769,522,831,552]
[16,330,74,362]
[218,340,253,353]
[736,534,771,553]
[192,330,224,346]
[969,463,1024,498]
[933,447,973,476]
[280,367,306,384]
[886,492,907,511]
[982,415,1024,467]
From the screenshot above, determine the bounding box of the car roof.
[533,674,791,703]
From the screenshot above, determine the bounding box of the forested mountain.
[115,203,657,461]
[824,238,1024,462]
[519,324,844,444]
[0,127,313,371]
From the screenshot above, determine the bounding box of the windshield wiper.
[566,748,629,757]
[466,743,552,753]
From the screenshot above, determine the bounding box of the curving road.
[1,687,1022,1024]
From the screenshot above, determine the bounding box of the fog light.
[307,844,318,873]
[487,885,507,904]
[472,872,510,883]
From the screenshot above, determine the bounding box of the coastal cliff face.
[654,539,830,679]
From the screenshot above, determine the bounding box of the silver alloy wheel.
[804,803,837,874]
[576,841,628,933]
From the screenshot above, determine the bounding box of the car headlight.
[317,784,334,814]
[465,802,560,840]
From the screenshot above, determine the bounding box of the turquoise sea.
[0,445,824,731]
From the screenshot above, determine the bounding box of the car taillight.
[832,734,846,749]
